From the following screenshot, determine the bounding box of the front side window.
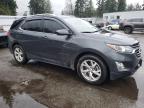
[21,20,42,32]
[44,20,65,33]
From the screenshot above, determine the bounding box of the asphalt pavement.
[0,31,144,108]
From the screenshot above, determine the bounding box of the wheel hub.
[14,48,24,62]
[80,59,102,82]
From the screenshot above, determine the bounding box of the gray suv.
[122,18,144,34]
[8,15,142,84]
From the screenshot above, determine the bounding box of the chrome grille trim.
[131,42,141,58]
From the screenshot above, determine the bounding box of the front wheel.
[108,26,112,30]
[13,45,28,64]
[124,27,133,34]
[77,55,108,85]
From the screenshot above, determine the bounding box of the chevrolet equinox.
[8,15,142,84]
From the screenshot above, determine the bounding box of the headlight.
[107,44,135,53]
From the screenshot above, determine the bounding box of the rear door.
[18,19,46,57]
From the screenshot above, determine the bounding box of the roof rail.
[35,13,56,16]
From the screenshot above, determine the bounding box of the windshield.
[63,18,99,33]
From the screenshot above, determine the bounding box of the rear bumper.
[0,36,8,46]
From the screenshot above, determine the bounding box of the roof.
[25,14,76,21]
[103,10,144,15]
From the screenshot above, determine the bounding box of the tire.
[77,55,108,85]
[13,45,28,64]
[108,26,112,30]
[124,27,133,34]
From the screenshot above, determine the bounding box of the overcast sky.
[16,0,144,15]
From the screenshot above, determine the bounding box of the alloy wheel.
[80,59,102,82]
[14,47,24,62]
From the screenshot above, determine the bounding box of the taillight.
[6,31,10,36]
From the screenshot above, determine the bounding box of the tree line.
[0,0,143,17]
[73,0,144,17]
[0,0,52,15]
[0,0,17,15]
[96,0,144,17]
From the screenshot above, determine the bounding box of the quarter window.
[44,20,65,33]
[21,20,42,32]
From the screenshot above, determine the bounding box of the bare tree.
[62,0,74,15]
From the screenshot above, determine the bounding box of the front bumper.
[105,48,142,80]
[110,58,142,80]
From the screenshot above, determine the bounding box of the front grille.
[131,42,141,58]
[131,42,140,48]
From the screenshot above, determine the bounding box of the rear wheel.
[124,27,133,34]
[13,45,28,64]
[77,55,108,85]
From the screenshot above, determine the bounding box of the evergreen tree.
[29,0,52,15]
[117,0,126,11]
[74,0,85,17]
[74,0,96,17]
[44,0,53,13]
[85,0,95,17]
[0,0,17,15]
[104,0,117,13]
[96,0,106,17]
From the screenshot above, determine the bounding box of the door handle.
[42,36,48,38]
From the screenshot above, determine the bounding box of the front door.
[39,18,71,64]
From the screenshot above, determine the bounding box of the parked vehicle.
[0,26,8,47]
[121,18,144,34]
[106,19,120,30]
[95,22,104,28]
[106,23,120,30]
[8,15,142,84]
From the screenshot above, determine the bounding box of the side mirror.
[56,29,72,36]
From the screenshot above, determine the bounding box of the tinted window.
[44,20,65,33]
[10,18,25,30]
[21,20,42,32]
[128,18,143,22]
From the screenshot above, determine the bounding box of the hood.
[82,30,138,46]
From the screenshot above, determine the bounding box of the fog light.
[115,62,125,71]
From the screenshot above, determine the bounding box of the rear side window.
[44,20,65,33]
[21,20,42,32]
[128,18,143,22]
